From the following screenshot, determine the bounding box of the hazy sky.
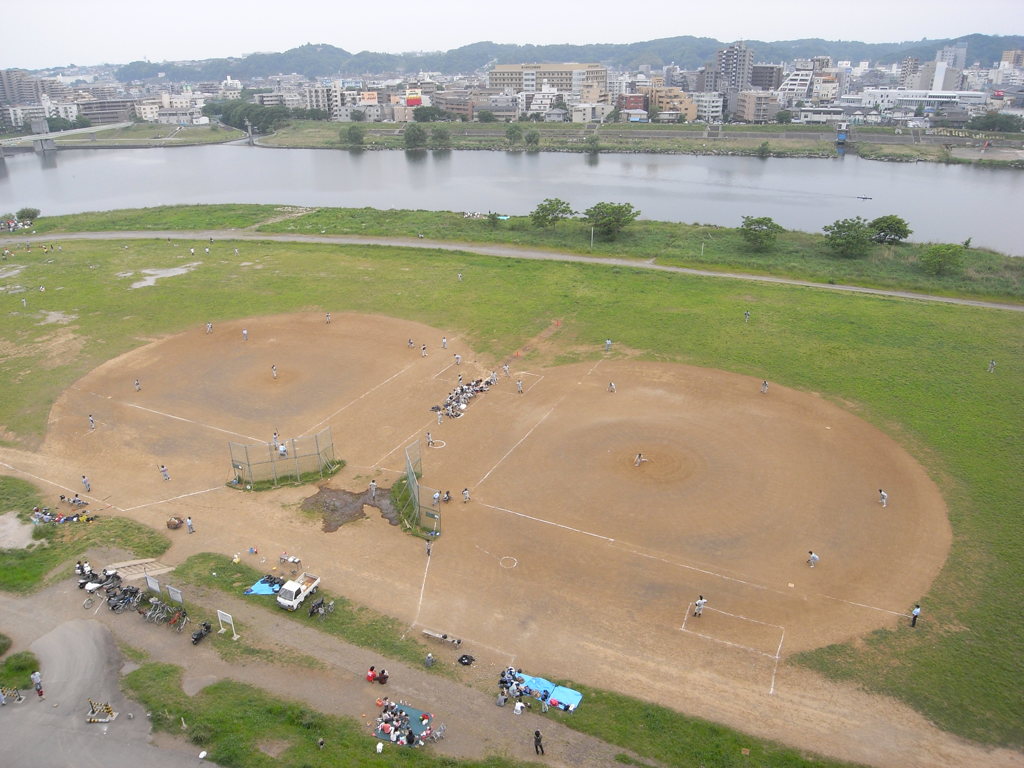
[5,0,1021,70]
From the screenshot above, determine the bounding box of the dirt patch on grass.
[301,486,399,532]
[257,739,293,758]
[0,511,35,548]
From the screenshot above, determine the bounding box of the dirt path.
[3,229,1021,313]
[0,583,649,768]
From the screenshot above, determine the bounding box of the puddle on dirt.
[301,487,399,532]
[126,262,201,289]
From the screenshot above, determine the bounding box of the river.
[1,144,1021,255]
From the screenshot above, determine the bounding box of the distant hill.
[114,34,1024,82]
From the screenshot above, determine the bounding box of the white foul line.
[124,403,261,442]
[0,460,124,512]
[121,485,226,512]
[303,361,417,435]
[476,395,564,486]
[478,502,615,542]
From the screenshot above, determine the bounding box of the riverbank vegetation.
[255,119,1023,167]
[24,204,1024,301]
[0,216,1021,746]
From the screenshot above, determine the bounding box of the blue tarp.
[243,579,279,595]
[517,674,583,711]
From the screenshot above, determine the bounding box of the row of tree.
[740,213,964,274]
[202,100,328,133]
[528,198,640,239]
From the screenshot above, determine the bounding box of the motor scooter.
[192,621,212,645]
[84,569,120,593]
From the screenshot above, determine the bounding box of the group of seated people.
[496,667,574,713]
[375,698,433,746]
[31,506,93,524]
[435,373,496,420]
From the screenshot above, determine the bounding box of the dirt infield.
[8,311,968,767]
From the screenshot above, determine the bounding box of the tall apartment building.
[0,68,42,104]
[776,70,814,105]
[899,57,920,88]
[716,43,754,89]
[750,64,784,90]
[1001,50,1024,68]
[935,43,968,70]
[304,83,348,120]
[487,63,608,99]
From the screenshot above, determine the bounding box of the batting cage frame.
[229,427,339,488]
[393,439,441,537]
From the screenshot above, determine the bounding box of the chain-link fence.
[229,427,337,488]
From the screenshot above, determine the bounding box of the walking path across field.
[4,229,1022,312]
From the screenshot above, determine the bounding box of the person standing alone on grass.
[442,336,447,349]
[369,480,377,500]
[988,359,996,373]
[694,595,707,617]
[911,604,921,627]
[205,322,213,334]
[807,551,819,568]
[325,312,331,324]
[879,489,888,508]
[744,310,751,323]
[534,730,544,755]
[605,339,612,352]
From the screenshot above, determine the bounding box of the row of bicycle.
[76,562,212,644]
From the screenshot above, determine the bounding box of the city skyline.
[3,0,1021,71]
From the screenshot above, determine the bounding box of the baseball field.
[0,206,1021,767]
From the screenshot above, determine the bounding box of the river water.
[1,144,1021,255]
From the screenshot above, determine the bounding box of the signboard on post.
[166,585,183,605]
[216,609,240,641]
[145,574,161,594]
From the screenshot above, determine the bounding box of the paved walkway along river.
[2,229,1022,312]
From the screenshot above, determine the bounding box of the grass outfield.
[28,205,1024,300]
[0,227,1021,747]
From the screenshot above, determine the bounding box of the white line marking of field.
[680,629,779,659]
[478,502,615,542]
[476,397,564,486]
[406,551,432,636]
[818,593,911,617]
[372,419,436,468]
[769,630,785,695]
[432,362,457,380]
[121,485,226,512]
[124,403,261,442]
[0,461,125,512]
[586,359,603,376]
[303,361,417,435]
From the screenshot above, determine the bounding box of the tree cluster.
[46,116,92,132]
[202,100,328,133]
[526,198,641,240]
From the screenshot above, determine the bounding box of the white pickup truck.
[276,572,320,611]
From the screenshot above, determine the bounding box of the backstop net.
[395,439,440,536]
[229,427,338,488]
